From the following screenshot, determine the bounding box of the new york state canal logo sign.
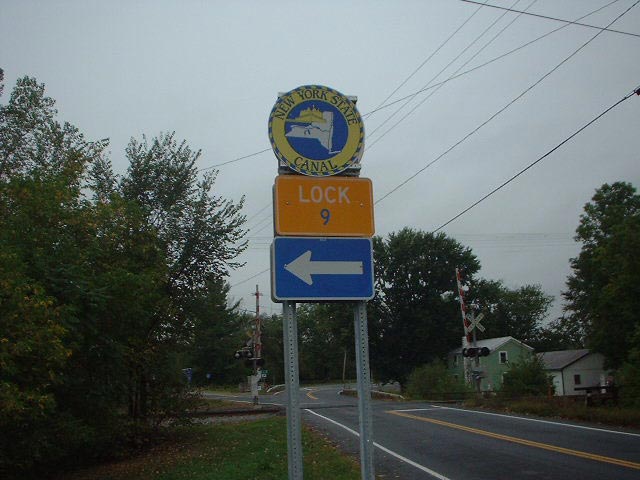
[269,85,365,176]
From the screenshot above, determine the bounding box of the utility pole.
[251,285,263,404]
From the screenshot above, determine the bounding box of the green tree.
[405,360,471,400]
[563,182,640,368]
[111,132,248,415]
[471,280,553,348]
[0,76,248,475]
[188,280,248,386]
[0,77,107,180]
[0,76,114,476]
[617,324,640,408]
[501,354,554,398]
[296,303,354,382]
[370,228,480,385]
[533,315,585,352]
[0,251,71,475]
[120,133,247,299]
[261,314,284,386]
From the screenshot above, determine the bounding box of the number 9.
[320,208,330,225]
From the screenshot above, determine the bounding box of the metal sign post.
[354,301,375,479]
[283,301,303,479]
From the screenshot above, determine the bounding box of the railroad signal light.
[462,347,491,358]
[234,348,254,360]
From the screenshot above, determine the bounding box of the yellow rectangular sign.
[274,176,374,237]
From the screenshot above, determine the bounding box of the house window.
[499,351,508,364]
[574,374,581,385]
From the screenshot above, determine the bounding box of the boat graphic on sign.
[285,106,339,154]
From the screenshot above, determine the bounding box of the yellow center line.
[306,390,318,400]
[387,410,640,470]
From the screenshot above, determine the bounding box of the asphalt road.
[205,385,640,480]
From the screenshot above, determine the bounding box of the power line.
[244,203,271,225]
[367,0,536,145]
[432,85,640,233]
[231,267,270,288]
[247,215,274,235]
[226,2,633,293]
[194,2,620,174]
[459,0,640,39]
[374,0,638,205]
[370,0,489,115]
[363,0,620,119]
[198,148,271,172]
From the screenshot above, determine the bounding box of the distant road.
[205,385,640,479]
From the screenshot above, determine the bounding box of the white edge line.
[429,405,640,438]
[206,397,282,407]
[392,408,441,412]
[304,408,451,480]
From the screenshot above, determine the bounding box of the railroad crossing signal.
[465,312,485,333]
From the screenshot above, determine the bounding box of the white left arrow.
[284,250,363,285]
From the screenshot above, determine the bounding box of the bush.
[500,355,554,398]
[405,360,472,401]
[617,361,640,408]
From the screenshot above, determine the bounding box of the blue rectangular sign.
[271,237,374,302]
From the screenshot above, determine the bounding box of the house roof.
[536,349,591,370]
[449,336,533,355]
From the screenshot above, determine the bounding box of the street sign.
[274,175,374,237]
[268,85,364,177]
[271,237,374,301]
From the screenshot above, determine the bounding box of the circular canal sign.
[268,85,364,177]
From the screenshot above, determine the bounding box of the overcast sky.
[2,0,639,324]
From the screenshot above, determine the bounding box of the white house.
[537,349,610,396]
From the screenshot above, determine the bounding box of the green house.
[447,336,534,391]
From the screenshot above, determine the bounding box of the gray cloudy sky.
[2,0,639,322]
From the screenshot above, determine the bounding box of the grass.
[465,396,640,428]
[56,416,363,480]
[192,398,255,411]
